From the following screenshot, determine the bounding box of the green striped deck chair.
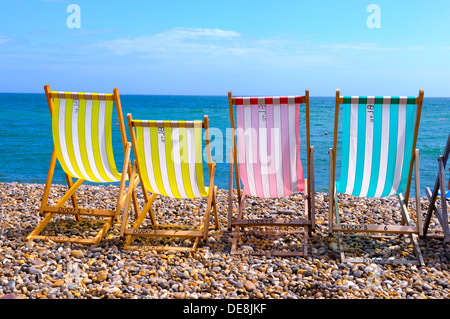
[27,84,138,245]
[121,113,219,252]
[328,89,425,265]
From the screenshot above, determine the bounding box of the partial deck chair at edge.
[423,132,450,242]
[227,91,315,257]
[329,89,425,266]
[27,85,138,245]
[121,114,219,253]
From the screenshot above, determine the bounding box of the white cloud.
[93,27,345,74]
[0,35,11,45]
[320,42,397,52]
[319,42,430,53]
[97,27,242,56]
[165,27,241,39]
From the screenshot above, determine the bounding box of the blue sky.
[0,0,449,96]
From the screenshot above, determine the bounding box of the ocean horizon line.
[1,92,450,99]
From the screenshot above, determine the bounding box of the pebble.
[0,182,449,299]
[244,281,256,292]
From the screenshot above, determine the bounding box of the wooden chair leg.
[414,150,423,237]
[328,148,335,234]
[309,146,316,233]
[212,186,219,230]
[228,147,234,231]
[40,149,57,217]
[438,157,449,241]
[65,173,79,222]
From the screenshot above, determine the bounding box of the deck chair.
[423,132,450,242]
[227,91,315,257]
[27,85,138,245]
[121,113,219,253]
[329,89,425,265]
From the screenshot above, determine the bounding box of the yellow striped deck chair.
[121,113,219,252]
[328,89,425,265]
[27,84,138,245]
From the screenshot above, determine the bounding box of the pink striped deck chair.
[227,90,315,257]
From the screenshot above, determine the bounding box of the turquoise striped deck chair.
[27,85,138,245]
[329,89,425,265]
[227,90,315,257]
[121,113,219,253]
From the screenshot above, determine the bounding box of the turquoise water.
[0,93,448,195]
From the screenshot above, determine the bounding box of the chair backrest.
[128,116,212,199]
[46,88,127,183]
[334,91,424,198]
[229,93,310,198]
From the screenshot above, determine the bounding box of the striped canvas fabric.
[336,96,417,198]
[51,92,122,183]
[234,96,304,198]
[134,120,208,199]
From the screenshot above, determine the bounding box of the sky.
[0,0,450,96]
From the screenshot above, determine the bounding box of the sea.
[0,93,448,196]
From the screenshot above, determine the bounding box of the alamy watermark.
[366,264,382,290]
[66,4,81,29]
[67,262,82,288]
[156,127,286,170]
[367,4,381,28]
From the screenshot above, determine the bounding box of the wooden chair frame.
[423,132,450,242]
[329,89,425,266]
[27,85,139,245]
[227,90,315,257]
[121,114,219,253]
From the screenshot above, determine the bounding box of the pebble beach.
[0,181,449,300]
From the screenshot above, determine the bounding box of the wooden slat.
[29,235,100,245]
[131,120,204,128]
[124,229,204,238]
[124,245,194,252]
[332,223,417,234]
[231,218,312,227]
[49,91,115,101]
[43,206,116,217]
[343,257,420,265]
[234,229,306,236]
[231,249,305,257]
